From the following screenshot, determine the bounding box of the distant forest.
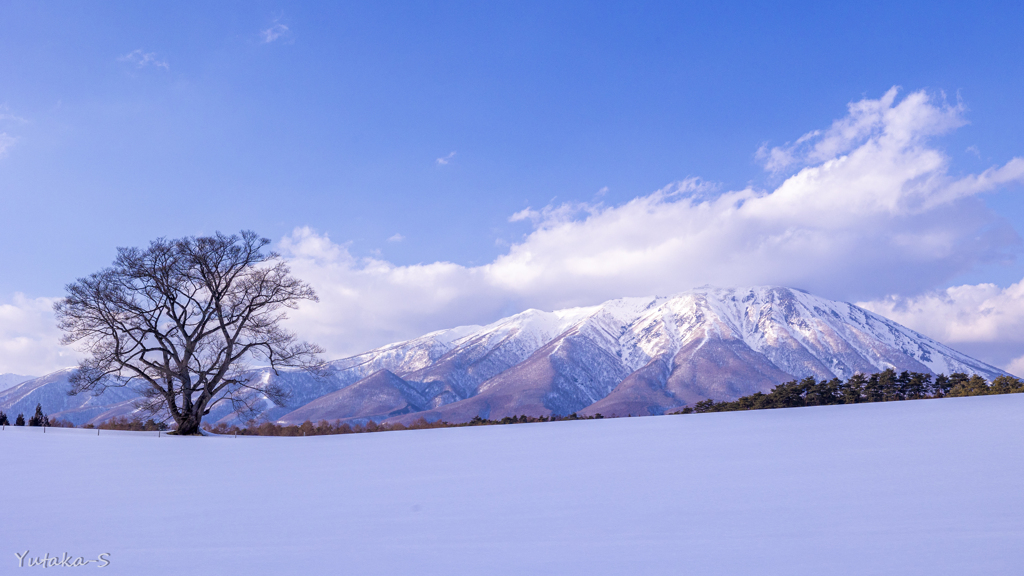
[675,369,1024,414]
[3,370,1021,437]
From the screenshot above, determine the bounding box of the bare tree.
[54,230,324,435]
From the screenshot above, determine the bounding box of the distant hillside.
[0,373,33,392]
[2,286,1007,427]
[278,286,1005,425]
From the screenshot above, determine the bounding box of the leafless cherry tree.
[54,231,324,435]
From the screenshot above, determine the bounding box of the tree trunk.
[175,414,203,435]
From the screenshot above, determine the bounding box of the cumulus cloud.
[275,88,1024,361]
[118,49,169,70]
[860,281,1024,375]
[261,23,290,44]
[757,87,964,173]
[436,151,457,165]
[14,88,1024,372]
[0,295,81,376]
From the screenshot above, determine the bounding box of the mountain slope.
[0,373,34,392]
[278,370,427,424]
[2,286,1007,426]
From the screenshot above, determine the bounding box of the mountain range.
[0,286,1007,426]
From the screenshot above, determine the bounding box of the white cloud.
[1007,355,1024,378]
[436,151,457,165]
[860,280,1024,374]
[0,294,81,376]
[261,23,290,44]
[387,233,405,243]
[15,88,1024,373]
[757,88,964,173]
[0,105,28,124]
[0,105,26,158]
[118,49,169,70]
[274,88,1024,362]
[0,133,16,158]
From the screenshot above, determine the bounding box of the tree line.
[675,370,1024,414]
[202,412,606,437]
[0,404,72,427]
[4,370,1021,435]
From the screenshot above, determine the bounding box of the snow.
[2,394,1022,575]
[0,373,33,392]
[2,286,1008,427]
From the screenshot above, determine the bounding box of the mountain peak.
[4,286,1006,427]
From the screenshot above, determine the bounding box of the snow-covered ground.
[2,394,1022,575]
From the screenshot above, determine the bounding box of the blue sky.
[2,1,1024,374]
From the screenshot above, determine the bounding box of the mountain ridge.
[1,286,1008,426]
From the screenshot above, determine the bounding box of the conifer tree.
[990,375,1024,394]
[15,413,25,426]
[28,403,48,426]
[948,375,990,397]
[842,374,866,404]
[932,374,952,397]
[905,372,931,399]
[0,411,8,425]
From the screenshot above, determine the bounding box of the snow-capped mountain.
[0,368,142,424]
[275,286,1005,424]
[0,373,33,392]
[1,286,1008,427]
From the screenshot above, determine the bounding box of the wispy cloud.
[436,151,457,165]
[0,105,28,124]
[261,23,290,44]
[387,233,405,243]
[0,133,16,158]
[118,49,169,70]
[0,105,27,158]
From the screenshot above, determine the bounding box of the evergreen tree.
[877,368,901,401]
[0,411,8,426]
[15,413,25,426]
[932,374,952,397]
[803,377,831,406]
[946,372,970,393]
[895,371,912,400]
[863,373,885,403]
[948,375,990,397]
[841,374,866,404]
[28,403,48,427]
[693,399,717,413]
[905,372,931,399]
[990,375,1024,394]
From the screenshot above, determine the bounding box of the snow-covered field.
[3,394,1022,575]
